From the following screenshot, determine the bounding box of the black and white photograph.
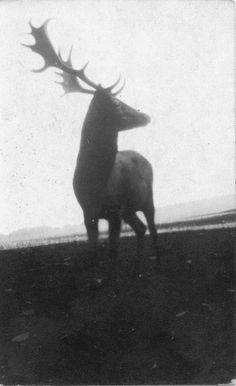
[0,0,235,384]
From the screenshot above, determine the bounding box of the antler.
[23,19,125,96]
[55,48,94,95]
[22,19,96,94]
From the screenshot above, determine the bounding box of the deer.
[24,20,161,280]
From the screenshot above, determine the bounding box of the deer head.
[23,20,150,131]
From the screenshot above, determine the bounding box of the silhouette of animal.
[24,20,161,277]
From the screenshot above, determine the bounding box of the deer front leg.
[144,206,162,274]
[108,214,121,278]
[123,212,146,276]
[84,215,98,272]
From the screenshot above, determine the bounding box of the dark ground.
[0,228,235,384]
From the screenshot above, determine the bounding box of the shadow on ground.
[0,228,235,384]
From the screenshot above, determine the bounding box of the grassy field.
[0,227,235,384]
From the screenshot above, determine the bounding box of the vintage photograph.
[0,0,235,384]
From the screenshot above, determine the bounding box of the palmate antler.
[23,19,125,96]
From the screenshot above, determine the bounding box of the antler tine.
[112,78,126,96]
[55,47,94,95]
[22,19,59,73]
[66,61,99,90]
[104,73,121,92]
[57,48,98,90]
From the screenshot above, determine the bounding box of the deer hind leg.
[84,215,99,271]
[123,212,147,275]
[108,214,121,278]
[143,204,162,273]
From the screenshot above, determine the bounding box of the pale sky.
[0,0,235,234]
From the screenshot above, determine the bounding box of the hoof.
[135,272,151,284]
[154,254,162,273]
[148,254,162,274]
[154,266,163,278]
[86,277,104,291]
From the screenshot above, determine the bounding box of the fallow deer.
[24,20,161,277]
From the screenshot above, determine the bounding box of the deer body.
[100,150,153,217]
[75,146,153,222]
[72,89,159,272]
[73,90,151,218]
[25,20,161,275]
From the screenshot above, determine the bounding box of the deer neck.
[74,95,119,212]
[77,118,118,188]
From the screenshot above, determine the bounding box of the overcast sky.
[0,0,234,234]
